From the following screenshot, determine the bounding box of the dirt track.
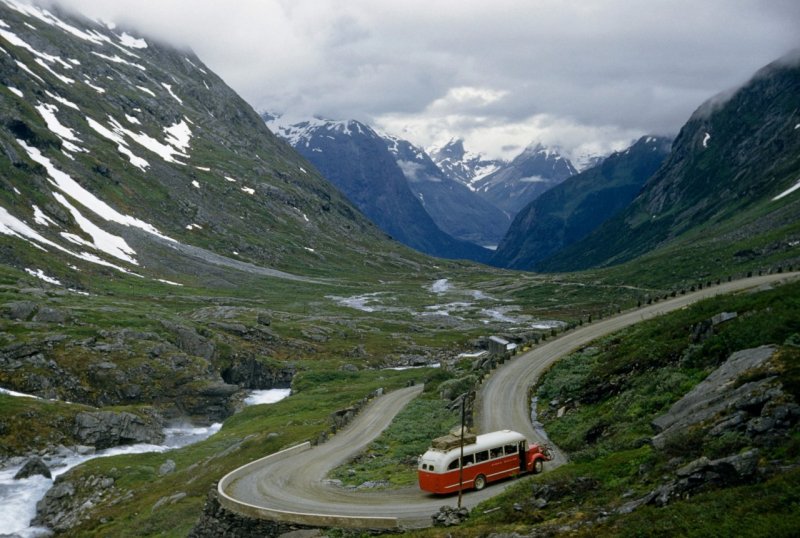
[223,272,799,528]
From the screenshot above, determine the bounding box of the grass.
[434,277,800,536]
[328,390,459,488]
[53,367,425,537]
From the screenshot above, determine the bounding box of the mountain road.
[221,272,799,528]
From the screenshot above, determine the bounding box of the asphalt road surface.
[223,272,798,528]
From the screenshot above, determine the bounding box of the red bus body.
[417,430,549,494]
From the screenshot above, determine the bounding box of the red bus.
[417,430,551,494]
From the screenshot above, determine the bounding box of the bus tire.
[533,459,544,474]
[474,474,486,490]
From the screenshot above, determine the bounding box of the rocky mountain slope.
[264,114,491,262]
[540,53,800,273]
[0,0,426,288]
[492,136,671,270]
[472,143,578,216]
[0,0,443,447]
[383,134,510,246]
[428,138,504,189]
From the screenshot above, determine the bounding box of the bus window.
[462,454,474,466]
[448,459,459,470]
[490,447,503,459]
[475,450,489,463]
[504,444,517,455]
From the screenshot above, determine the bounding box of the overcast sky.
[51,0,800,162]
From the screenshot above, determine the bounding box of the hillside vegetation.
[447,278,800,537]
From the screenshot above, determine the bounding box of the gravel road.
[223,272,799,528]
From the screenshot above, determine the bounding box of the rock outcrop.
[651,346,793,449]
[14,456,52,479]
[189,486,318,538]
[73,410,165,449]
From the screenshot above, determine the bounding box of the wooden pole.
[457,394,466,508]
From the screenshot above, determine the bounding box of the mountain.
[264,115,491,262]
[539,52,800,273]
[383,134,510,246]
[0,0,439,430]
[0,0,417,285]
[472,143,578,216]
[428,138,504,189]
[491,136,671,270]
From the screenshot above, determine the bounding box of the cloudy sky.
[52,0,800,162]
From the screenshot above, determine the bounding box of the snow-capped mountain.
[382,134,510,246]
[491,136,672,270]
[472,143,577,215]
[265,114,492,262]
[427,138,504,189]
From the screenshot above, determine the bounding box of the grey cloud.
[51,0,800,156]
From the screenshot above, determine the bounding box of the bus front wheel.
[474,474,486,490]
[533,459,544,474]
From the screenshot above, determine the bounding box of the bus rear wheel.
[533,459,544,474]
[474,474,486,490]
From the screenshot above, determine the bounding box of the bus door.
[519,441,526,472]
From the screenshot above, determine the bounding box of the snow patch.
[83,78,105,93]
[191,180,200,189]
[702,132,711,148]
[136,85,155,97]
[118,32,147,49]
[35,103,82,153]
[224,176,237,183]
[90,51,145,71]
[124,113,140,125]
[7,86,23,98]
[45,90,79,110]
[14,59,44,83]
[156,278,183,287]
[241,186,255,195]
[194,166,210,172]
[24,267,61,285]
[53,192,139,264]
[17,140,171,241]
[32,205,56,226]
[773,178,800,201]
[86,116,149,170]
[161,83,183,105]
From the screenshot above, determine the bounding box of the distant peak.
[430,138,465,160]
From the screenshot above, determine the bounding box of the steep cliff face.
[384,134,510,246]
[266,116,491,262]
[492,136,671,270]
[472,144,577,216]
[540,54,800,272]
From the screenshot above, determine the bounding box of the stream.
[0,388,291,537]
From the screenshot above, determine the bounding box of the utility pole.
[457,393,466,508]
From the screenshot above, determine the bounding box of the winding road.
[220,272,798,529]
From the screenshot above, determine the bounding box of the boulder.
[432,505,470,527]
[73,410,165,449]
[14,457,51,479]
[159,459,176,476]
[161,321,215,360]
[651,346,778,448]
[3,301,38,320]
[33,307,69,324]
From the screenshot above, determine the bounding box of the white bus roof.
[420,430,526,467]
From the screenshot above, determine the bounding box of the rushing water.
[0,388,291,537]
